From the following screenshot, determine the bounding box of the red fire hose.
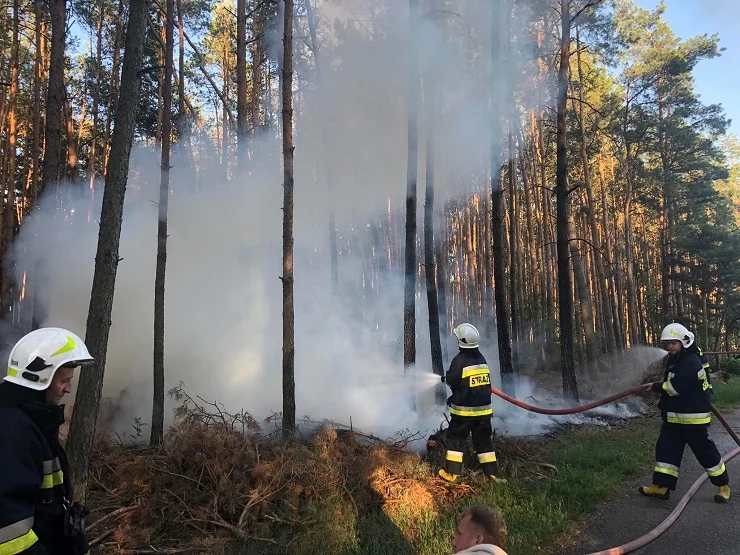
[489,383,740,554]
[490,383,651,415]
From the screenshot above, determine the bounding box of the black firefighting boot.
[638,484,670,500]
[714,485,731,503]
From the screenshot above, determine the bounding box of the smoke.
[6,0,557,441]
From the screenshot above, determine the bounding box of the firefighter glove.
[650,381,663,393]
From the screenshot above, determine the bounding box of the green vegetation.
[712,377,740,411]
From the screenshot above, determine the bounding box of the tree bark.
[1,0,20,314]
[251,1,261,134]
[236,0,248,151]
[66,0,150,502]
[151,0,174,447]
[575,26,612,354]
[403,0,420,371]
[491,0,515,393]
[281,0,296,438]
[422,15,443,385]
[570,223,599,372]
[41,0,66,191]
[104,0,125,172]
[508,125,520,372]
[557,0,578,400]
[435,206,448,365]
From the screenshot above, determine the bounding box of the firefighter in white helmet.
[0,327,94,554]
[640,322,730,503]
[438,323,504,484]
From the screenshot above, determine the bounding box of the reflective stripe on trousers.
[0,517,38,555]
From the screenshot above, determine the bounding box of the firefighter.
[0,327,94,554]
[640,322,730,503]
[438,323,504,484]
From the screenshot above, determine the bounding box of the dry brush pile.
[84,385,498,554]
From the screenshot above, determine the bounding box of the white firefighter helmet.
[5,327,93,391]
[454,323,480,349]
[660,323,694,348]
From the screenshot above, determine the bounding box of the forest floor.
[82,370,740,555]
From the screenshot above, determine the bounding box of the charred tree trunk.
[556,0,578,401]
[66,0,150,502]
[403,0,420,371]
[281,0,296,438]
[151,0,174,447]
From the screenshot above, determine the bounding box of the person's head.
[660,323,694,356]
[4,327,93,405]
[452,505,507,553]
[454,323,480,350]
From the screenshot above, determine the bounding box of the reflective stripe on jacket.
[445,348,493,418]
[658,350,712,425]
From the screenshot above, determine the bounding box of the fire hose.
[488,384,740,555]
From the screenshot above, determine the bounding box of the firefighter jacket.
[652,348,712,425]
[445,348,493,418]
[0,382,89,555]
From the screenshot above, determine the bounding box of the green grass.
[712,377,740,411]
[240,417,658,555]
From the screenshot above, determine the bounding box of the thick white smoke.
[5,0,612,442]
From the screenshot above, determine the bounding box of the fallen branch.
[89,529,115,546]
[86,505,137,532]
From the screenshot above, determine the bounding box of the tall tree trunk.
[570,220,599,371]
[236,0,248,151]
[305,0,338,294]
[66,0,149,502]
[151,0,174,447]
[435,206,448,365]
[63,92,79,182]
[1,0,20,314]
[508,125,520,371]
[575,26,612,353]
[422,16,443,385]
[177,0,185,122]
[251,2,261,134]
[403,0,420,371]
[624,153,640,346]
[491,0,515,393]
[281,0,296,438]
[556,0,578,400]
[104,0,125,172]
[519,126,539,326]
[657,89,674,321]
[89,2,104,194]
[41,0,66,191]
[30,0,44,206]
